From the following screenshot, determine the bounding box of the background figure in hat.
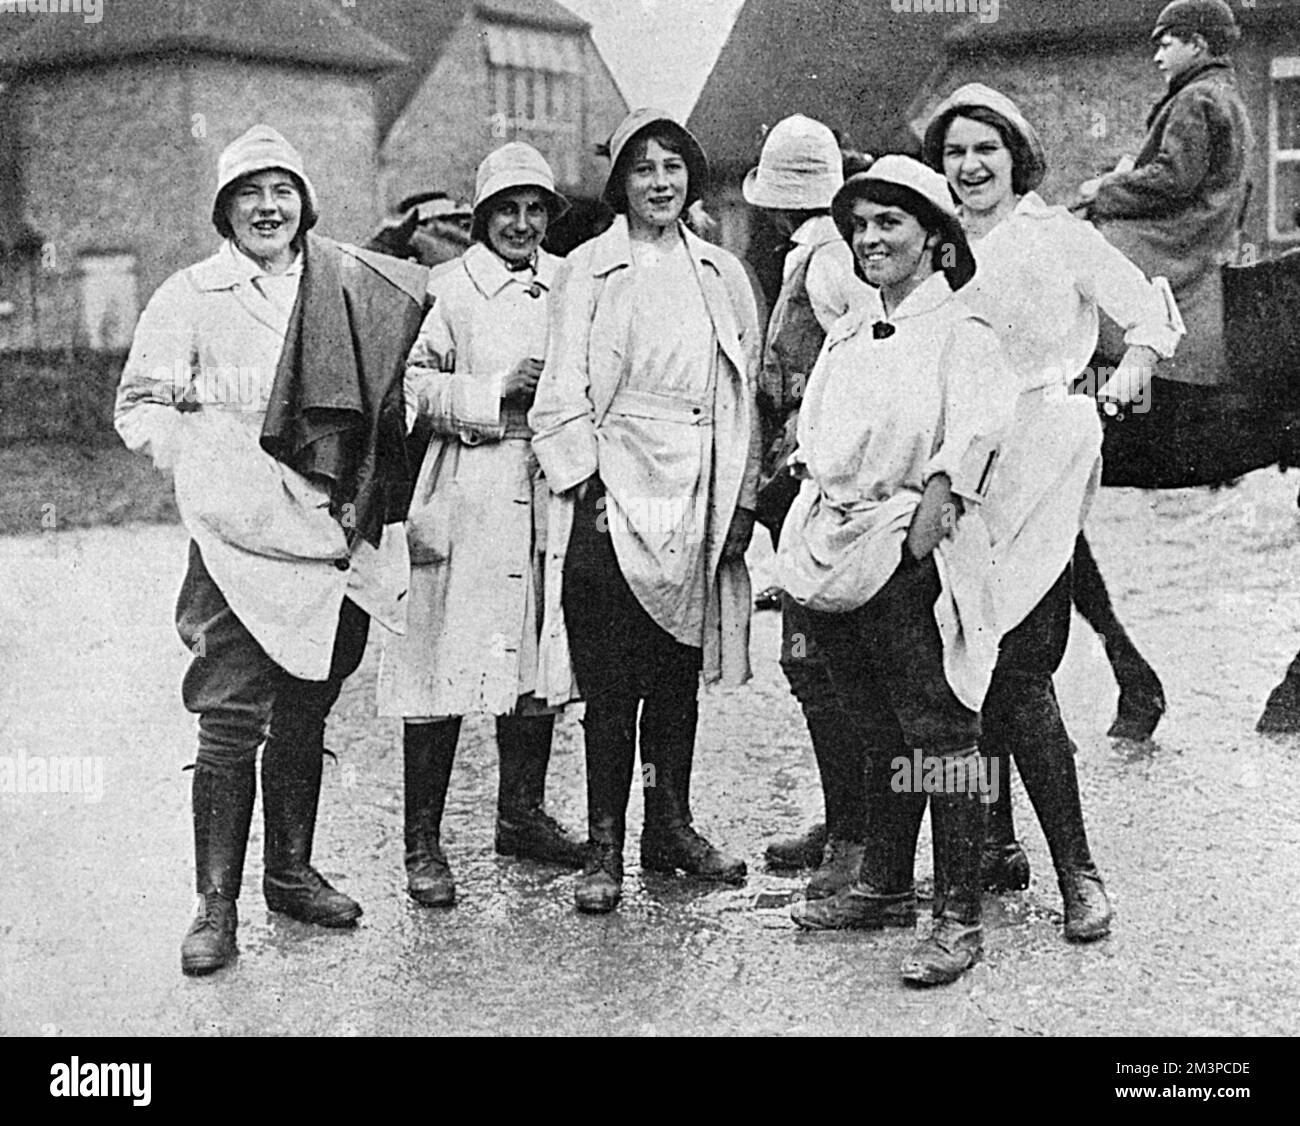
[925,84,1186,944]
[114,124,428,974]
[378,143,585,908]
[529,108,761,914]
[1076,0,1252,389]
[781,156,1018,986]
[741,114,881,896]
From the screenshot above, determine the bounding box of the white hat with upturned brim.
[743,114,844,211]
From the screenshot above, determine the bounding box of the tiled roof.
[0,0,408,74]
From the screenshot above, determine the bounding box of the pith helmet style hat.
[832,154,976,291]
[602,107,709,211]
[743,114,844,210]
[922,83,1047,193]
[473,142,570,221]
[212,124,319,236]
[1152,0,1240,42]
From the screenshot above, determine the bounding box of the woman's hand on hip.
[906,474,959,561]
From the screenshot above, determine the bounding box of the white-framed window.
[485,24,583,186]
[1269,57,1300,242]
[78,252,139,350]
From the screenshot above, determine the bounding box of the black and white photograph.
[0,0,1295,1076]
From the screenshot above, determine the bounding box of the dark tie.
[872,321,896,340]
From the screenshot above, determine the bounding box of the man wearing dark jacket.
[1081,0,1252,387]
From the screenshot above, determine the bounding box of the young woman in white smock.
[923,84,1184,942]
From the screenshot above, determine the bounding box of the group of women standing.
[120,86,1181,987]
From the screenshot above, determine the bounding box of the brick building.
[347,0,628,256]
[0,0,626,358]
[0,0,406,353]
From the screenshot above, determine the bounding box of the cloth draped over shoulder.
[260,233,431,547]
[528,215,762,706]
[114,236,428,681]
[1089,60,1253,386]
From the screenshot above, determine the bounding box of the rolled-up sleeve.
[1074,220,1184,358]
[529,259,600,494]
[926,319,1018,503]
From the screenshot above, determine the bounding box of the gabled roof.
[476,0,589,32]
[0,0,407,75]
[945,0,1300,54]
[689,0,955,172]
[343,0,592,141]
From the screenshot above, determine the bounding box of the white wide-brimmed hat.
[742,114,844,211]
[472,142,570,220]
[831,154,976,290]
[211,124,319,235]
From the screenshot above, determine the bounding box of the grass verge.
[0,440,178,535]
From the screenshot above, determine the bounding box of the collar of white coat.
[187,240,303,291]
[790,213,841,249]
[462,240,558,298]
[826,271,956,348]
[587,213,725,280]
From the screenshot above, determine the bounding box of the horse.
[1075,249,1300,738]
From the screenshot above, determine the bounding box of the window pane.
[1275,161,1300,234]
[1278,77,1300,151]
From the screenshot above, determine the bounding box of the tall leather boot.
[575,697,638,913]
[1010,693,1112,942]
[980,667,1032,891]
[494,714,586,868]
[262,726,362,927]
[791,756,922,930]
[640,688,746,884]
[181,764,255,975]
[404,719,459,907]
[902,757,986,985]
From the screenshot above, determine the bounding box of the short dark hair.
[213,168,313,241]
[834,177,976,291]
[607,125,698,214]
[940,107,1037,197]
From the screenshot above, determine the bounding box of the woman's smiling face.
[942,115,1015,218]
[226,169,302,271]
[849,197,933,296]
[624,137,689,234]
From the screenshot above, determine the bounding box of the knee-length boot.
[494,714,585,868]
[404,719,459,907]
[574,697,638,913]
[181,764,255,975]
[262,726,362,927]
[639,689,746,884]
[902,757,986,985]
[1009,689,1112,941]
